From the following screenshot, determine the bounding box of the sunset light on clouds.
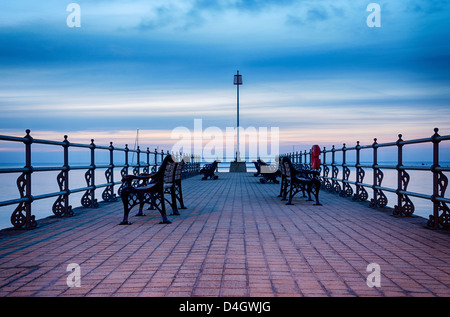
[0,0,449,158]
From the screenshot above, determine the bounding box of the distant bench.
[253,159,281,184]
[279,156,321,206]
[200,160,219,180]
[252,159,265,176]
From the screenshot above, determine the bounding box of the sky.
[0,0,449,160]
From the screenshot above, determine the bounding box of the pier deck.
[0,173,449,297]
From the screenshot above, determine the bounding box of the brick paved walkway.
[0,173,449,297]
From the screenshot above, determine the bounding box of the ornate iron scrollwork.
[370,168,388,208]
[428,171,450,230]
[340,166,353,197]
[322,165,332,190]
[332,165,341,194]
[81,169,98,208]
[52,170,73,216]
[102,167,117,202]
[11,173,37,229]
[117,166,128,196]
[393,170,415,217]
[353,167,368,201]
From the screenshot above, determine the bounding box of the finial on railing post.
[18,129,36,229]
[429,127,442,229]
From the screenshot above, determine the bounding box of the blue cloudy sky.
[0,0,449,156]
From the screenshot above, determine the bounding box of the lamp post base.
[229,161,247,172]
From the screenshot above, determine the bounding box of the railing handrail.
[281,128,450,230]
[0,129,201,229]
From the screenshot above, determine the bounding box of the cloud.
[0,0,449,151]
[306,6,329,22]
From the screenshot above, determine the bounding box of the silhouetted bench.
[200,161,219,180]
[253,159,267,177]
[119,155,180,225]
[280,156,321,205]
[259,162,281,184]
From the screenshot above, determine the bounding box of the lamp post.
[230,70,246,172]
[234,70,243,161]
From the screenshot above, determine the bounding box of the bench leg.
[147,196,155,210]
[157,190,172,224]
[170,187,180,216]
[305,183,313,201]
[177,182,187,209]
[311,181,322,206]
[286,182,294,205]
[119,191,132,225]
[282,181,289,201]
[278,177,285,197]
[136,195,146,216]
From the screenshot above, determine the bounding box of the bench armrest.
[122,173,157,184]
[295,168,320,178]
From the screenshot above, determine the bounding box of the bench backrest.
[279,158,286,176]
[175,160,184,181]
[281,156,297,181]
[281,156,320,180]
[152,155,176,189]
[163,161,176,187]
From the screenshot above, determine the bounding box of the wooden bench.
[200,160,219,180]
[119,155,180,225]
[259,161,281,184]
[252,159,266,177]
[280,156,322,206]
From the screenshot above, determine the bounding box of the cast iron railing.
[0,130,200,229]
[281,128,450,230]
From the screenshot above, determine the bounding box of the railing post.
[63,136,71,214]
[102,142,116,202]
[144,147,150,174]
[11,129,37,229]
[370,138,388,208]
[371,138,379,207]
[322,146,331,191]
[52,135,73,217]
[393,134,414,216]
[431,128,440,228]
[353,141,368,202]
[341,143,353,197]
[133,146,141,176]
[428,128,450,229]
[81,139,98,208]
[118,144,129,196]
[331,145,340,193]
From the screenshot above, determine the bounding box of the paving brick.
[0,172,449,297]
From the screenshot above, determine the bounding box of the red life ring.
[311,145,321,170]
